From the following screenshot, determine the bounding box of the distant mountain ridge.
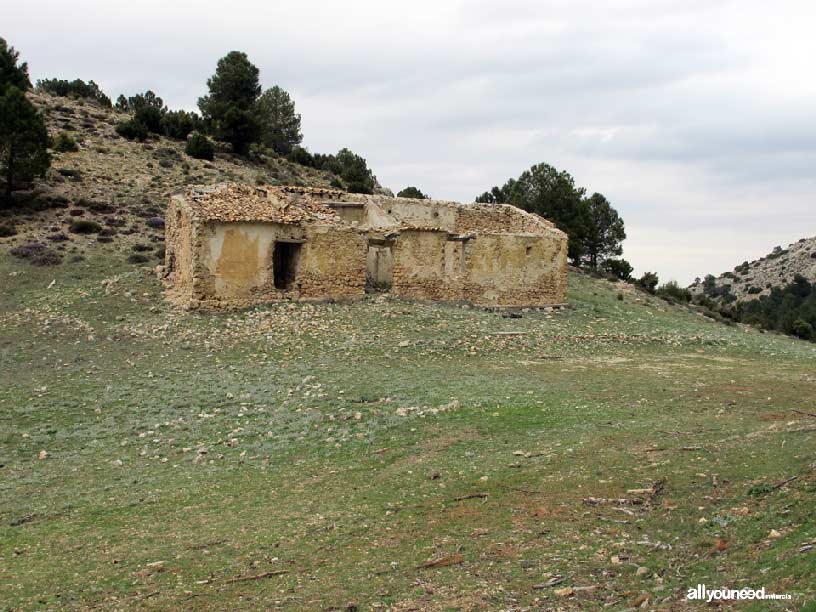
[689,236,816,304]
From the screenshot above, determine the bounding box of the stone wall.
[459,232,568,306]
[390,230,449,301]
[163,197,195,304]
[163,186,569,310]
[454,204,555,235]
[389,229,568,307]
[370,198,458,230]
[180,220,366,309]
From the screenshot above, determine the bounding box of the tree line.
[734,275,816,341]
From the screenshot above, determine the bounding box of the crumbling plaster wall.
[364,198,458,231]
[460,233,568,306]
[187,221,366,308]
[390,230,449,301]
[389,229,568,307]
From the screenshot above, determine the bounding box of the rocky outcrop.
[689,236,816,304]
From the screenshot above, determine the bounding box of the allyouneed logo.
[686,584,792,602]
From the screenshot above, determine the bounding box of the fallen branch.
[497,484,547,495]
[635,540,672,550]
[582,497,643,506]
[453,492,489,502]
[772,475,798,490]
[792,409,816,418]
[588,479,664,510]
[488,331,528,336]
[188,539,227,551]
[532,575,563,589]
[418,553,463,569]
[225,570,288,584]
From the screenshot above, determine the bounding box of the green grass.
[1,253,815,610]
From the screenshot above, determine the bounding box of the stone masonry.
[162,184,568,309]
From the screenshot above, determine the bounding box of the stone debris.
[186,184,346,224]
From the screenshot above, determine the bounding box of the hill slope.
[0,92,347,261]
[689,236,816,304]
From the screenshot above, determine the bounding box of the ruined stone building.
[163,184,568,309]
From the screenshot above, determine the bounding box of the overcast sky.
[8,0,816,283]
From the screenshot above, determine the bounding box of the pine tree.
[0,37,31,91]
[198,51,261,155]
[256,85,302,155]
[581,193,626,268]
[0,85,51,201]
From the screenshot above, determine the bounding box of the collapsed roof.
[178,183,564,239]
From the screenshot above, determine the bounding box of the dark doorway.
[273,241,301,290]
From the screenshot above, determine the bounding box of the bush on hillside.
[52,131,78,152]
[35,78,111,106]
[185,132,214,160]
[314,148,376,194]
[68,219,102,234]
[656,281,692,304]
[287,146,315,167]
[127,253,150,264]
[135,105,164,134]
[0,223,17,237]
[637,271,659,294]
[115,118,148,141]
[162,110,200,140]
[792,318,814,341]
[601,258,633,281]
[10,242,62,265]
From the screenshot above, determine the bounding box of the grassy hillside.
[1,250,814,610]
